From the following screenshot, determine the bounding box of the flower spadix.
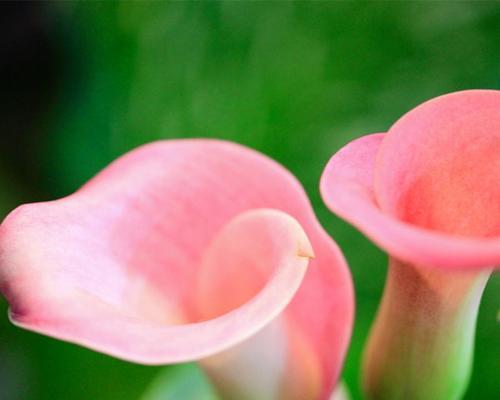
[0,139,353,400]
[321,90,500,400]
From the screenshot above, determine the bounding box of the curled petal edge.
[3,208,313,364]
[320,133,500,270]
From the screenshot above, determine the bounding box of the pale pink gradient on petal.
[321,115,500,270]
[0,140,353,399]
[7,209,312,363]
[375,89,500,237]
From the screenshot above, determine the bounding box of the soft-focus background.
[0,2,498,399]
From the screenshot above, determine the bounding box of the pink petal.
[6,208,311,362]
[0,140,353,398]
[375,90,500,237]
[320,133,500,269]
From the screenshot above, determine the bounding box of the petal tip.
[297,237,315,259]
[253,208,315,260]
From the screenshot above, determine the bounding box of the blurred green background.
[0,1,498,399]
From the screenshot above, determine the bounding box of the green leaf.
[140,364,219,400]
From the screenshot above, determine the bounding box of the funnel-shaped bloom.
[0,139,353,399]
[321,90,500,400]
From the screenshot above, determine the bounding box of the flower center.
[397,135,500,237]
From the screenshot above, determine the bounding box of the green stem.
[362,258,490,400]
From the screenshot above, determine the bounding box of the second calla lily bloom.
[321,90,500,400]
[0,139,353,400]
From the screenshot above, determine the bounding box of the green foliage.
[140,364,218,400]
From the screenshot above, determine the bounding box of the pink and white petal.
[320,134,500,270]
[0,139,353,398]
[5,209,311,364]
[375,90,500,236]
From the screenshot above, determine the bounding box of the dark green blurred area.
[0,1,498,399]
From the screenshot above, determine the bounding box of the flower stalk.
[363,259,490,400]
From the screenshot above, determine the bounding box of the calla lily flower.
[321,90,500,400]
[0,139,353,400]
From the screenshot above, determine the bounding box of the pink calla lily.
[0,139,353,399]
[321,90,499,400]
